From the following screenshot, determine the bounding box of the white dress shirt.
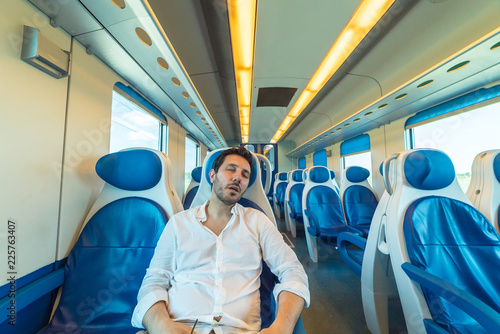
[131,201,310,334]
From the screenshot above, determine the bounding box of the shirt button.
[216,279,222,285]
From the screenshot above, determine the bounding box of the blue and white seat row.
[339,148,500,334]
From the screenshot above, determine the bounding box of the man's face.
[210,154,251,205]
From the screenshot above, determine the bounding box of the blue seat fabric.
[183,185,199,210]
[343,185,378,236]
[289,183,305,222]
[306,185,347,244]
[45,197,168,333]
[276,182,287,208]
[404,195,500,334]
[191,166,202,183]
[96,150,162,191]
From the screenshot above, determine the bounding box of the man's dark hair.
[212,147,254,177]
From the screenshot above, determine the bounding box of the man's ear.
[209,169,215,183]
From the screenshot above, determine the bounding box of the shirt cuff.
[131,290,170,328]
[273,281,311,308]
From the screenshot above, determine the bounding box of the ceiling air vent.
[256,87,298,107]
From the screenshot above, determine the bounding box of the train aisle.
[276,217,407,334]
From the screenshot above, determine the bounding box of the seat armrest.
[0,268,64,316]
[304,209,320,237]
[345,225,363,236]
[401,262,500,333]
[337,232,366,250]
[337,232,366,277]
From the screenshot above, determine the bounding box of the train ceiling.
[28,0,500,153]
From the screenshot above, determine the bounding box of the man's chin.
[218,193,242,206]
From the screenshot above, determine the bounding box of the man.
[132,147,309,334]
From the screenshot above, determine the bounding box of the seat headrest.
[346,166,370,183]
[379,162,384,176]
[96,149,162,191]
[203,150,258,187]
[292,170,303,182]
[330,170,336,179]
[191,166,202,183]
[309,166,330,183]
[404,150,455,190]
[494,153,500,183]
[278,173,288,181]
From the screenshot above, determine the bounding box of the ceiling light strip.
[270,0,396,143]
[228,0,258,144]
[288,27,500,157]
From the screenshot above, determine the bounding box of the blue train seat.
[466,149,500,234]
[340,166,378,236]
[385,149,500,334]
[188,148,305,333]
[338,159,398,333]
[302,166,360,262]
[285,169,305,238]
[43,148,183,333]
[182,166,202,209]
[273,172,288,219]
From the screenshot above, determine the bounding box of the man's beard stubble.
[213,174,243,206]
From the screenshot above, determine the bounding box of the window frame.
[110,84,169,154]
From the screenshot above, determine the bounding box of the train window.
[408,99,500,192]
[340,134,372,185]
[110,88,168,153]
[185,135,200,191]
[342,151,373,185]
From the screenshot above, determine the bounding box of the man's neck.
[204,196,234,236]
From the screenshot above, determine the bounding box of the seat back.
[302,166,344,260]
[273,172,288,218]
[182,166,202,209]
[285,170,305,237]
[284,169,303,230]
[466,149,500,234]
[340,166,378,235]
[405,196,500,333]
[190,148,277,226]
[46,149,181,333]
[303,166,344,229]
[385,149,479,334]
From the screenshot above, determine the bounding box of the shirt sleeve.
[258,213,311,308]
[131,217,178,328]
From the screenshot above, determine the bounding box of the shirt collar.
[195,200,241,223]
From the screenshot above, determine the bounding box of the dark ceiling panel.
[256,87,298,107]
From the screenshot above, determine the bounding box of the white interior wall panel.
[56,40,122,259]
[0,0,71,277]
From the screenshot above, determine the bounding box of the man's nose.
[232,170,242,181]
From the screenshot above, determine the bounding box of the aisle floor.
[276,217,408,334]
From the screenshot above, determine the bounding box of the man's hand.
[142,301,195,334]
